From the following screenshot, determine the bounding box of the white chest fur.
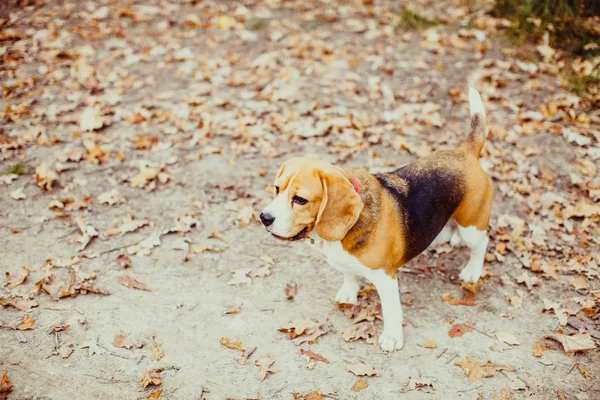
[307,234,371,277]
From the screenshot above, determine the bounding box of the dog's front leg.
[365,269,404,352]
[335,273,360,305]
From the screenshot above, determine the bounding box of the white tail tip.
[468,87,485,116]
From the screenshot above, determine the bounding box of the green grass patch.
[5,162,31,175]
[299,19,325,31]
[492,0,600,57]
[561,69,600,96]
[244,18,270,31]
[395,9,440,30]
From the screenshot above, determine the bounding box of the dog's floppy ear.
[315,171,363,241]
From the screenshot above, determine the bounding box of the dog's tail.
[460,87,487,158]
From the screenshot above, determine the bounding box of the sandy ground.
[1,1,599,399]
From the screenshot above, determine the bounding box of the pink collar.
[349,173,360,195]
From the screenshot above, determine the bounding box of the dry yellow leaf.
[219,337,244,351]
[352,379,368,392]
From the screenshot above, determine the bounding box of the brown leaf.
[448,324,473,338]
[255,354,279,381]
[225,305,241,314]
[209,231,229,243]
[50,324,69,332]
[140,369,162,388]
[147,389,162,400]
[117,254,131,268]
[300,349,328,363]
[219,337,244,352]
[113,334,133,349]
[454,356,515,383]
[346,362,379,376]
[284,283,299,300]
[17,314,35,330]
[576,363,592,379]
[1,297,38,312]
[352,379,368,392]
[570,275,589,291]
[532,341,546,357]
[545,333,596,353]
[34,163,59,191]
[117,275,150,291]
[5,267,29,288]
[494,388,516,400]
[0,374,12,395]
[461,279,485,294]
[442,293,475,306]
[278,319,328,345]
[151,346,165,361]
[292,391,324,400]
[423,340,437,348]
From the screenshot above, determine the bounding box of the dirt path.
[1,1,599,399]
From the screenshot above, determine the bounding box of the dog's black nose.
[260,212,275,227]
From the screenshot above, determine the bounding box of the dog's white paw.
[336,285,358,305]
[379,328,404,352]
[459,265,482,283]
[450,232,461,247]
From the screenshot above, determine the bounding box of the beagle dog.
[260,88,493,351]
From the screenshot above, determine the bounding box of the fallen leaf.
[117,275,150,291]
[113,334,133,349]
[97,189,126,205]
[237,346,257,365]
[249,264,271,278]
[219,337,244,352]
[495,332,520,346]
[140,368,162,388]
[1,297,38,312]
[34,163,59,191]
[461,279,485,294]
[50,324,69,332]
[0,374,12,395]
[570,275,589,291]
[300,349,328,363]
[346,362,379,376]
[209,231,229,243]
[494,388,516,400]
[260,254,274,265]
[279,319,328,345]
[10,188,26,200]
[448,324,473,338]
[454,356,515,383]
[80,106,104,131]
[292,391,325,400]
[255,354,279,381]
[532,341,546,357]
[442,293,475,306]
[147,389,162,400]
[225,305,241,314]
[285,283,299,300]
[17,314,35,330]
[5,266,29,288]
[59,343,74,358]
[423,340,437,348]
[117,254,131,268]
[576,363,592,379]
[151,346,165,361]
[352,379,368,392]
[545,333,596,353]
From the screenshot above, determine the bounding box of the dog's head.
[260,157,363,242]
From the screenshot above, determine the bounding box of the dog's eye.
[292,195,308,205]
[274,186,280,195]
